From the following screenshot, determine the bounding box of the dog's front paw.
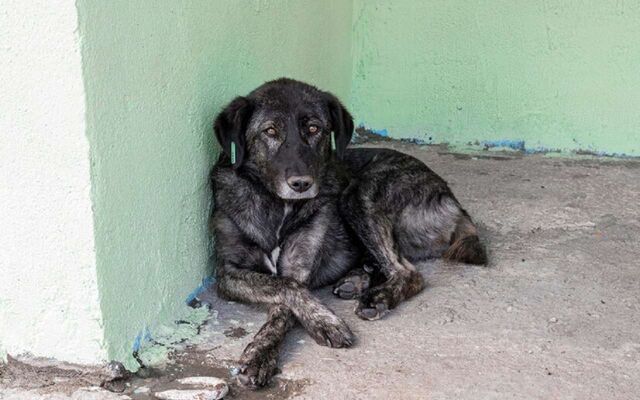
[304,313,355,348]
[236,347,278,390]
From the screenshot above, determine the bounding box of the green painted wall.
[351,0,640,156]
[77,0,353,368]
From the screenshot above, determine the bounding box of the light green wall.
[77,0,353,368]
[351,0,640,156]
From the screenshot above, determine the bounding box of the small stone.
[507,306,513,312]
[164,376,230,399]
[104,361,129,381]
[177,376,227,389]
[548,317,558,323]
[133,386,151,394]
[155,389,226,400]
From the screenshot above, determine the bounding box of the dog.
[210,78,486,388]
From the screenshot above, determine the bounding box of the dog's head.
[214,78,353,200]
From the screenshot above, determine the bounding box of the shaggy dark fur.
[210,78,486,388]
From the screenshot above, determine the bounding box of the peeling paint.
[131,306,211,369]
[185,277,215,307]
[481,140,526,152]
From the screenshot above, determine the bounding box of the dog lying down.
[210,78,486,388]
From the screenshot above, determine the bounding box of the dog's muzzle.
[277,176,319,200]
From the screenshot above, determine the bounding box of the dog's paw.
[236,348,278,390]
[332,271,371,300]
[355,285,398,321]
[304,313,355,348]
[356,272,425,321]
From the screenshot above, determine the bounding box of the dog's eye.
[308,125,319,134]
[264,127,277,137]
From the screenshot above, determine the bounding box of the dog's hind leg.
[341,191,425,319]
[395,193,487,265]
[237,305,296,389]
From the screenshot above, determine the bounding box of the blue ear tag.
[331,132,336,151]
[230,141,236,165]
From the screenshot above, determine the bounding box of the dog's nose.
[286,175,314,193]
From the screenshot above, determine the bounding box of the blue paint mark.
[481,139,526,151]
[132,327,153,352]
[185,276,215,305]
[144,328,153,342]
[132,332,143,352]
[371,128,388,137]
[356,123,388,137]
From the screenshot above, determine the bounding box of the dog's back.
[342,147,486,264]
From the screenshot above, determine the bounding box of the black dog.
[210,78,486,388]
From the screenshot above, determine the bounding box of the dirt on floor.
[2,142,640,399]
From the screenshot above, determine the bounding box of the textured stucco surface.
[350,0,640,156]
[76,0,353,368]
[0,0,107,364]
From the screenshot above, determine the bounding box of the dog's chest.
[262,203,292,275]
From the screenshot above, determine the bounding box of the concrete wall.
[76,0,353,368]
[351,0,640,156]
[0,0,107,364]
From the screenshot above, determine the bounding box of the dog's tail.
[443,212,487,265]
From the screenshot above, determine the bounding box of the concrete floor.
[2,143,639,399]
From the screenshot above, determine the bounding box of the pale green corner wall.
[77,0,353,368]
[351,0,640,156]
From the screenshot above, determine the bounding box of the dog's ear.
[326,94,354,160]
[214,96,253,168]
